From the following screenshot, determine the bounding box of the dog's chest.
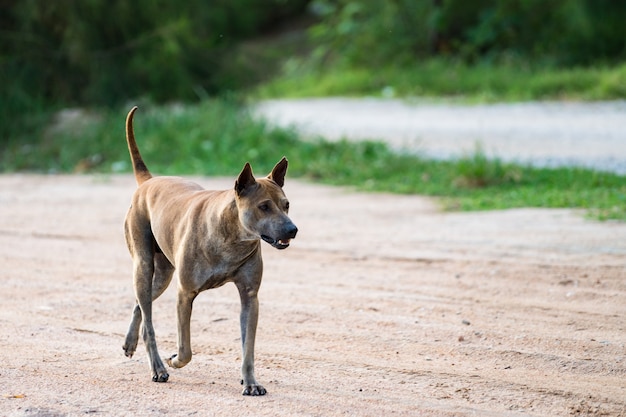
[179,244,261,293]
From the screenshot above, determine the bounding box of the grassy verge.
[2,99,625,220]
[255,59,626,102]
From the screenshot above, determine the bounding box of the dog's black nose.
[285,224,298,239]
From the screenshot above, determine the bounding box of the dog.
[121,106,297,395]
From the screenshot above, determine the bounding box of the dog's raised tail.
[126,106,152,186]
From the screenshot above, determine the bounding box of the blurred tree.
[3,0,626,143]
[0,0,309,141]
[1,0,309,104]
[308,0,626,66]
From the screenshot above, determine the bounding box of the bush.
[0,0,309,143]
[2,0,308,105]
[308,0,626,67]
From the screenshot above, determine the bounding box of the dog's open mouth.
[261,235,291,250]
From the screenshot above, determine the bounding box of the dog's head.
[235,157,298,249]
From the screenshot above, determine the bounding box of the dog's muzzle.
[261,224,298,250]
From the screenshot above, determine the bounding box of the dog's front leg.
[237,285,266,396]
[166,289,196,369]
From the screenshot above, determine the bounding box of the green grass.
[1,99,297,176]
[294,140,626,221]
[255,59,626,102]
[2,99,626,220]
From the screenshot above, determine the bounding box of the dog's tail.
[126,106,152,186]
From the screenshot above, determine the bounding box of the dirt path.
[255,98,626,173]
[1,174,625,416]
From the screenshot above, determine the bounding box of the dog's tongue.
[278,239,291,245]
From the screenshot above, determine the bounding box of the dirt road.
[255,98,626,173]
[1,174,625,416]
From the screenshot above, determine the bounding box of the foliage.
[3,100,626,220]
[3,0,626,145]
[2,0,308,103]
[256,59,626,102]
[308,0,626,67]
[0,0,309,142]
[0,98,300,176]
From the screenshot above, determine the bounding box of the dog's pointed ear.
[235,162,256,195]
[268,157,288,188]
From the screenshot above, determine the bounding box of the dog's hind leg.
[123,249,173,382]
[123,253,174,359]
[135,255,170,382]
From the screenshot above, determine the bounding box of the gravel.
[254,98,626,173]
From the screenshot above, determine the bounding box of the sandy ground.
[1,174,625,417]
[255,98,626,173]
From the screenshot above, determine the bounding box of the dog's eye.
[284,202,290,211]
[258,203,270,212]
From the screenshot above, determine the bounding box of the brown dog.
[121,107,297,395]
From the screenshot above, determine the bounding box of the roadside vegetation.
[255,60,626,102]
[2,1,626,220]
[258,0,626,102]
[2,100,625,220]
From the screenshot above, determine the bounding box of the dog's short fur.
[122,106,297,395]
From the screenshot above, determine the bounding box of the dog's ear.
[268,157,288,188]
[235,162,257,195]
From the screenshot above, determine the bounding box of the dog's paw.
[165,354,177,368]
[242,384,267,396]
[123,334,138,358]
[151,371,169,383]
[150,356,170,382]
[166,354,191,369]
[122,344,135,358]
